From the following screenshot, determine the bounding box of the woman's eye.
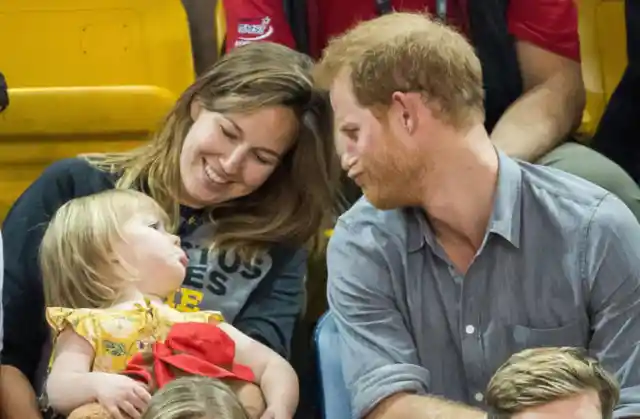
[221,126,239,140]
[254,152,275,165]
[149,222,161,230]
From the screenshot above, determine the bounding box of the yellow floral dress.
[46,300,224,373]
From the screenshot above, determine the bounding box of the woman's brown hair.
[87,42,340,260]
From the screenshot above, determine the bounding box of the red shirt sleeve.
[507,0,580,62]
[224,0,296,52]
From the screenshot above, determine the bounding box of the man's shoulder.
[518,160,612,221]
[337,196,412,238]
[331,196,419,262]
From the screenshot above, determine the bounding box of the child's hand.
[91,373,151,419]
[259,406,293,419]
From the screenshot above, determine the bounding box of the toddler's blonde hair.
[142,377,250,419]
[486,347,619,418]
[41,189,169,308]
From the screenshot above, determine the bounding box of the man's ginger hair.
[315,12,485,129]
[486,347,620,418]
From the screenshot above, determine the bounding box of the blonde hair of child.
[486,347,619,418]
[41,189,170,309]
[142,377,250,419]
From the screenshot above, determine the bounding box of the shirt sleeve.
[1,161,79,386]
[223,0,296,51]
[584,194,640,418]
[46,308,99,352]
[327,220,430,419]
[507,0,580,61]
[233,247,306,359]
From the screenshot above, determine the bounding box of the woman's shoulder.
[13,157,117,210]
[40,157,116,190]
[4,158,116,226]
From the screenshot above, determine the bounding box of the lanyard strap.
[374,0,392,15]
[374,0,447,21]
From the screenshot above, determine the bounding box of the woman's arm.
[219,323,299,419]
[1,159,114,418]
[2,159,110,385]
[1,161,86,419]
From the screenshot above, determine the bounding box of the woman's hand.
[91,373,151,419]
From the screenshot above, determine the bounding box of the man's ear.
[391,91,420,135]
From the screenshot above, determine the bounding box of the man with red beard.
[317,12,640,419]
[222,0,640,218]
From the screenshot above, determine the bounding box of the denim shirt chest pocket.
[482,317,589,379]
[510,319,589,352]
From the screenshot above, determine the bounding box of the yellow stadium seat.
[578,0,628,136]
[215,0,227,55]
[0,0,195,220]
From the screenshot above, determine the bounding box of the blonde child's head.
[142,377,249,419]
[486,347,619,419]
[41,189,186,308]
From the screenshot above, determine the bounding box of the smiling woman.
[180,105,297,209]
[0,42,340,419]
[92,42,340,259]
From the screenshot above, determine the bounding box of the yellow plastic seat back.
[0,0,195,220]
[578,0,628,136]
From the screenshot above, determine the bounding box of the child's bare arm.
[46,329,99,414]
[47,329,150,418]
[219,323,299,419]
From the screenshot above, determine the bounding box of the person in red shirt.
[223,0,640,219]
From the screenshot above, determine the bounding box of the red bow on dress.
[122,322,255,389]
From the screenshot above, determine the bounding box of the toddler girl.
[40,189,298,419]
